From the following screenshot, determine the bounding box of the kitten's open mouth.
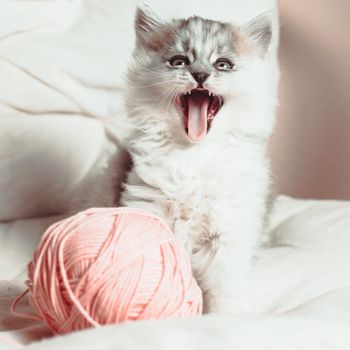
[178,88,223,142]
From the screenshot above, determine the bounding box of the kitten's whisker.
[168,87,179,112]
[156,83,174,111]
[129,79,177,89]
[159,87,177,112]
[158,83,179,113]
[164,86,176,115]
[142,67,172,76]
[165,85,181,116]
[166,84,186,112]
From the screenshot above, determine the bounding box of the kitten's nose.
[191,72,209,87]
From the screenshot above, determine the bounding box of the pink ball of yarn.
[26,208,202,334]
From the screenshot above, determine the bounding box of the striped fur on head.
[125,5,276,147]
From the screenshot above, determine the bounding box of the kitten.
[119,5,279,313]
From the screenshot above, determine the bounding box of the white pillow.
[0,116,118,220]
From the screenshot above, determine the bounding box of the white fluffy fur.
[118,6,279,313]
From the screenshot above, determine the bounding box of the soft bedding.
[1,196,350,349]
[1,0,350,349]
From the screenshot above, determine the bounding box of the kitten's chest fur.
[122,136,268,253]
[158,146,226,249]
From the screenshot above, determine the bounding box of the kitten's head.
[126,5,277,145]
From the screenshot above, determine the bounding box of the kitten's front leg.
[191,200,264,314]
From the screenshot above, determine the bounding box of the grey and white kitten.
[119,5,279,313]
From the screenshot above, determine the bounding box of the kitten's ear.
[241,12,275,58]
[135,5,165,48]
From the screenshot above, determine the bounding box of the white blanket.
[1,196,350,349]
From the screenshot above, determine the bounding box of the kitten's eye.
[168,55,190,68]
[214,59,234,71]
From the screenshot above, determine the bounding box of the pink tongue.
[187,93,209,142]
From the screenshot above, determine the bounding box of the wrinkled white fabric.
[0,117,118,220]
[1,196,350,349]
